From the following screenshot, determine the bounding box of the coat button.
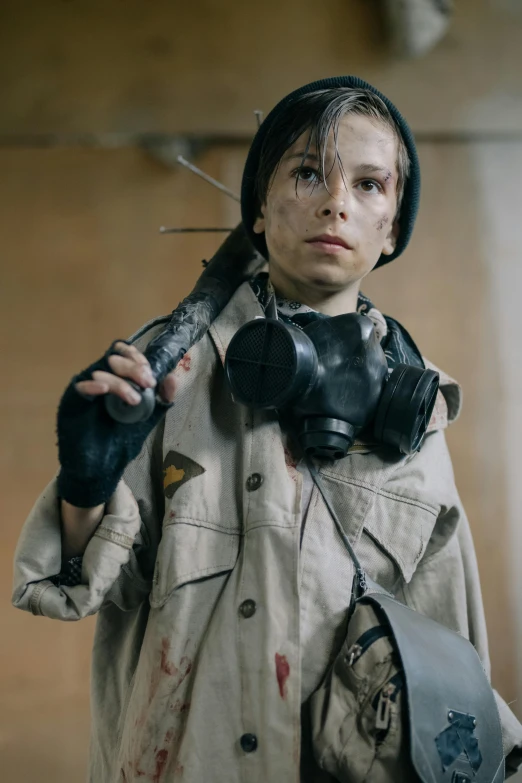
[240,733,258,753]
[246,473,263,492]
[239,599,257,618]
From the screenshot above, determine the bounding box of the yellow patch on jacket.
[163,466,185,489]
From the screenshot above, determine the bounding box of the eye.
[357,179,383,194]
[292,165,321,184]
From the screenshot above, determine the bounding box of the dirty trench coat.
[12,281,522,782]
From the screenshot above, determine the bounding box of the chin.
[304,274,335,287]
[302,267,356,291]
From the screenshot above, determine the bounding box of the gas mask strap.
[265,293,278,320]
[306,457,368,600]
[264,276,278,320]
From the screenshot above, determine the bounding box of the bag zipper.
[345,625,389,667]
[373,672,404,732]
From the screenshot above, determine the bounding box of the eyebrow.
[355,163,394,181]
[284,151,320,162]
[284,153,394,182]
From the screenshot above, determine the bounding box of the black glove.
[56,342,171,508]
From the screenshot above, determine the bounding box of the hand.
[56,340,175,509]
[75,341,177,405]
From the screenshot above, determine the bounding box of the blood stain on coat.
[160,639,193,686]
[164,728,175,745]
[152,748,169,782]
[174,763,185,777]
[149,665,162,706]
[131,760,146,778]
[178,354,191,372]
[283,446,298,482]
[160,637,178,676]
[275,653,290,699]
[283,447,297,470]
[170,699,191,713]
[177,657,192,686]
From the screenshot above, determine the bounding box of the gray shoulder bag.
[307,460,505,783]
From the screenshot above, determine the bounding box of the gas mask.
[224,312,439,459]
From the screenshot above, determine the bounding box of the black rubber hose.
[105,223,265,423]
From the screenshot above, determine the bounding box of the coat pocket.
[362,490,439,586]
[150,521,241,609]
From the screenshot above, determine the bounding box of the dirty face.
[253,114,400,298]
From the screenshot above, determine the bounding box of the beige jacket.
[12,282,522,782]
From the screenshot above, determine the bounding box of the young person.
[13,76,522,782]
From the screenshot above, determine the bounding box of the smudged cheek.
[265,197,310,258]
[355,209,392,256]
[375,213,390,232]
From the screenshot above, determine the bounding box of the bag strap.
[306,457,367,599]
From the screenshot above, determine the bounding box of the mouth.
[305,234,352,252]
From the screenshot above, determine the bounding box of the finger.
[92,370,143,405]
[75,380,110,398]
[107,354,156,388]
[112,342,150,367]
[159,372,177,403]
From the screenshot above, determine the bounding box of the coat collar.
[208,280,264,365]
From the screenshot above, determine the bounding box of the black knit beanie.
[241,75,420,268]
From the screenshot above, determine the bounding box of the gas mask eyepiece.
[225,314,439,459]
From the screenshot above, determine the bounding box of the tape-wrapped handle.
[104,223,265,423]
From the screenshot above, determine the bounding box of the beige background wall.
[1,1,522,780]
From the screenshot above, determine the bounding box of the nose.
[315,187,348,221]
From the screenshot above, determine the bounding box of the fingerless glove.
[56,342,171,507]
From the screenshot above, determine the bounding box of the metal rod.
[159,227,234,234]
[254,110,264,128]
[176,155,240,202]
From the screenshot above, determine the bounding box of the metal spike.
[176,155,240,202]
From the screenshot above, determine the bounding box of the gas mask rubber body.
[224,311,439,458]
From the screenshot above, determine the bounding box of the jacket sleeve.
[12,420,165,621]
[399,441,522,775]
[12,319,171,621]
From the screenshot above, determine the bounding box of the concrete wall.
[2,1,522,780]
[2,0,522,135]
